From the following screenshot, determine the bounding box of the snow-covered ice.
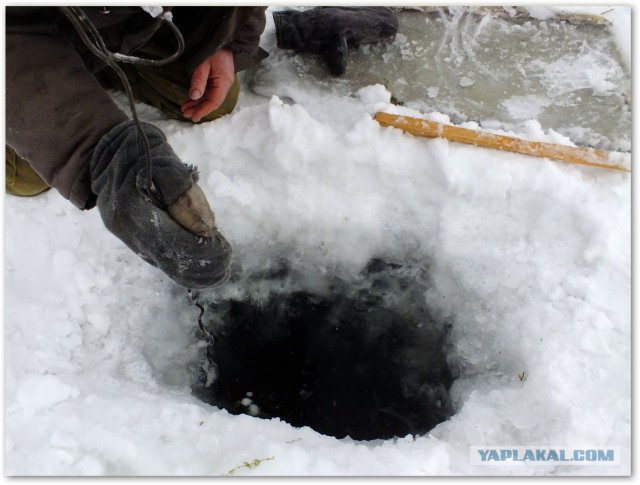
[4,5,631,476]
[252,7,631,152]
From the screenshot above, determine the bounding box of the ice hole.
[191,258,455,441]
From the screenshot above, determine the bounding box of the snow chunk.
[459,77,474,87]
[392,33,408,46]
[524,7,556,20]
[521,119,549,139]
[141,6,164,18]
[355,84,391,105]
[87,311,111,336]
[15,375,80,413]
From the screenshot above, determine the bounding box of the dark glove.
[273,7,399,75]
[90,120,232,288]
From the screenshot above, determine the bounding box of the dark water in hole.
[192,258,455,441]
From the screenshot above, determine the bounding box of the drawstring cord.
[188,290,216,343]
[60,7,214,342]
[59,6,185,206]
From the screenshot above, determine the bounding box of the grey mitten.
[90,120,232,288]
[273,7,399,75]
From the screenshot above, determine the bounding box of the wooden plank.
[374,112,629,172]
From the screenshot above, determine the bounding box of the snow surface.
[4,5,631,477]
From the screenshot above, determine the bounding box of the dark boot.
[273,7,399,75]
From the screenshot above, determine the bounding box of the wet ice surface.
[250,8,631,151]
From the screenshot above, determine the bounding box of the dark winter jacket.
[6,6,267,209]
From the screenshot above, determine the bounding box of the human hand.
[181,49,235,123]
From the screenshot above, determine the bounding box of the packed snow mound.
[5,85,630,475]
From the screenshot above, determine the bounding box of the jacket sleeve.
[172,7,268,74]
[225,7,269,72]
[6,23,128,209]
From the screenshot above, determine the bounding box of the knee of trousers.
[5,145,50,197]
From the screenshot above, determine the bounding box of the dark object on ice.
[91,120,232,288]
[193,258,454,441]
[273,7,399,75]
